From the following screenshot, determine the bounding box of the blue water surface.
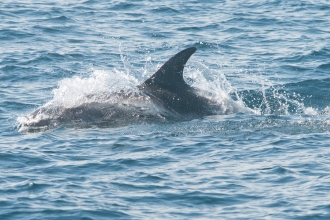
[1,0,330,219]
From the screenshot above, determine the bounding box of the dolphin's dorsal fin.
[139,47,197,90]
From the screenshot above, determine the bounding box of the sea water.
[1,0,330,219]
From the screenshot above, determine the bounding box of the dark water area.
[1,0,330,219]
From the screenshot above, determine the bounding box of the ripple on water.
[1,0,330,219]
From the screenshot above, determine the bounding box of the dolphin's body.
[138,47,222,117]
[19,47,242,132]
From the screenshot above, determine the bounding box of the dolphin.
[138,47,227,117]
[19,47,242,132]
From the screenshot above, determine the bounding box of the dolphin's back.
[138,47,216,116]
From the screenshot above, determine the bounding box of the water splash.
[18,52,252,132]
[51,68,139,108]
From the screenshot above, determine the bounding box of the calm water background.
[1,0,330,219]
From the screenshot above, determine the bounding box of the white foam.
[303,107,318,115]
[185,62,253,114]
[51,68,139,108]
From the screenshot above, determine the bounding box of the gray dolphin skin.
[20,47,237,132]
[138,47,219,116]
